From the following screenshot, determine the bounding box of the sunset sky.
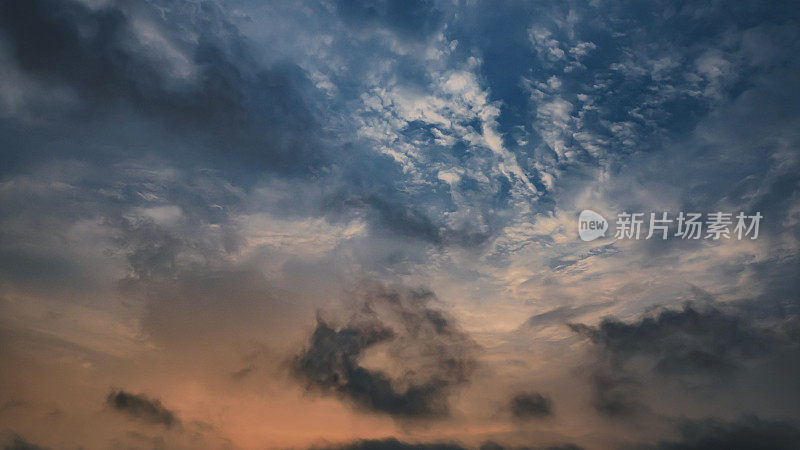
[1,0,800,449]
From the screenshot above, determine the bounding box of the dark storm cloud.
[313,438,464,450]
[509,392,553,419]
[569,304,774,377]
[293,284,477,419]
[106,389,179,427]
[313,439,583,450]
[1,435,49,450]
[0,0,323,175]
[570,302,800,418]
[633,415,800,450]
[480,445,583,450]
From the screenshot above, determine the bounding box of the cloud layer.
[293,283,476,419]
[1,0,799,448]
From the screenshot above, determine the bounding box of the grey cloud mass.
[106,389,179,427]
[569,305,774,377]
[293,283,476,419]
[571,302,800,420]
[0,0,324,176]
[313,438,584,450]
[509,392,554,420]
[633,416,800,450]
[1,435,49,450]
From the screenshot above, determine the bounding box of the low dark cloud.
[106,389,179,428]
[633,415,800,450]
[1,434,49,450]
[509,392,553,419]
[480,444,583,450]
[570,303,800,418]
[314,437,464,450]
[293,283,477,419]
[570,305,740,418]
[313,438,583,450]
[570,304,774,377]
[113,431,167,450]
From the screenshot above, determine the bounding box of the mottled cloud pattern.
[1,0,799,448]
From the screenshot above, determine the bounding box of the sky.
[1,0,800,449]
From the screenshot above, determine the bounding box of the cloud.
[312,438,584,450]
[587,371,640,418]
[0,434,49,450]
[0,0,324,175]
[2,0,800,448]
[569,305,735,417]
[361,195,446,245]
[293,283,477,419]
[634,415,800,450]
[548,244,619,273]
[113,216,183,282]
[520,302,614,330]
[570,301,800,419]
[106,389,179,427]
[509,392,553,419]
[333,0,443,39]
[312,437,464,450]
[570,304,774,377]
[480,445,583,450]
